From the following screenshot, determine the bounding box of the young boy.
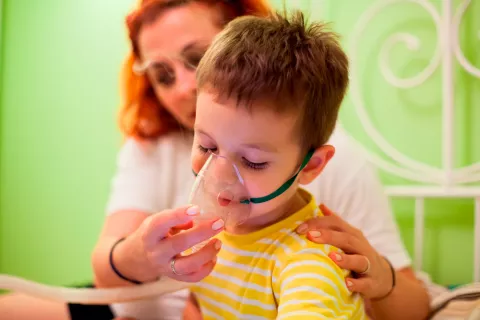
[186,10,367,319]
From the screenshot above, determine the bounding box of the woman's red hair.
[119,0,272,140]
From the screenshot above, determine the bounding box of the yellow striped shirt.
[191,189,368,319]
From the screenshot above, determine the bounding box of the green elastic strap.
[240,149,314,204]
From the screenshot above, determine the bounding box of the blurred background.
[0,0,479,290]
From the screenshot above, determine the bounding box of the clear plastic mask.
[188,152,251,230]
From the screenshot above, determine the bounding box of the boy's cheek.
[245,172,297,198]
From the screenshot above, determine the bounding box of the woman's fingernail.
[334,253,342,261]
[297,224,308,234]
[186,205,199,216]
[309,231,322,238]
[346,280,353,287]
[215,240,222,250]
[212,219,225,230]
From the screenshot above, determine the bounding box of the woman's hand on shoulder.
[295,204,394,300]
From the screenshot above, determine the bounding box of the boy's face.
[192,90,326,228]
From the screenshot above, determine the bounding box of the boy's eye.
[197,145,268,170]
[197,145,217,154]
[242,158,269,171]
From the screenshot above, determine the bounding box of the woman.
[0,0,431,319]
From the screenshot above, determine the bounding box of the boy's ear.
[298,145,335,185]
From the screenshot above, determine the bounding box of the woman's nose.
[176,67,197,98]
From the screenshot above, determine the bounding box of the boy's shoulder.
[272,227,345,274]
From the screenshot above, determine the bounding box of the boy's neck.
[227,190,308,235]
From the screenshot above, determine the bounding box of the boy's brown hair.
[196,10,349,152]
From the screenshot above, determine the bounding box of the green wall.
[0,0,478,289]
[0,0,132,285]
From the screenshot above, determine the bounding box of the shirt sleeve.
[105,138,163,215]
[275,244,366,320]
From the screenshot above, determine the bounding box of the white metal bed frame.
[343,0,480,282]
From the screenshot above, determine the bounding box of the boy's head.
[191,11,349,226]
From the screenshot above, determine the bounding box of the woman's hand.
[115,205,224,283]
[295,204,394,300]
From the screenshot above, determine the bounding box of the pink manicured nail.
[297,224,308,234]
[309,231,322,238]
[212,219,225,231]
[186,206,199,216]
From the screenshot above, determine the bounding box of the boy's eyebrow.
[196,128,277,152]
[196,128,277,153]
[241,143,278,153]
[196,128,214,139]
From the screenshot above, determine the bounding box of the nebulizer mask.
[189,152,251,226]
[187,149,314,251]
[187,152,250,251]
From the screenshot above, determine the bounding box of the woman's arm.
[92,205,224,288]
[91,210,153,287]
[368,267,430,320]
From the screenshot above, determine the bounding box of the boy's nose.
[212,156,240,185]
